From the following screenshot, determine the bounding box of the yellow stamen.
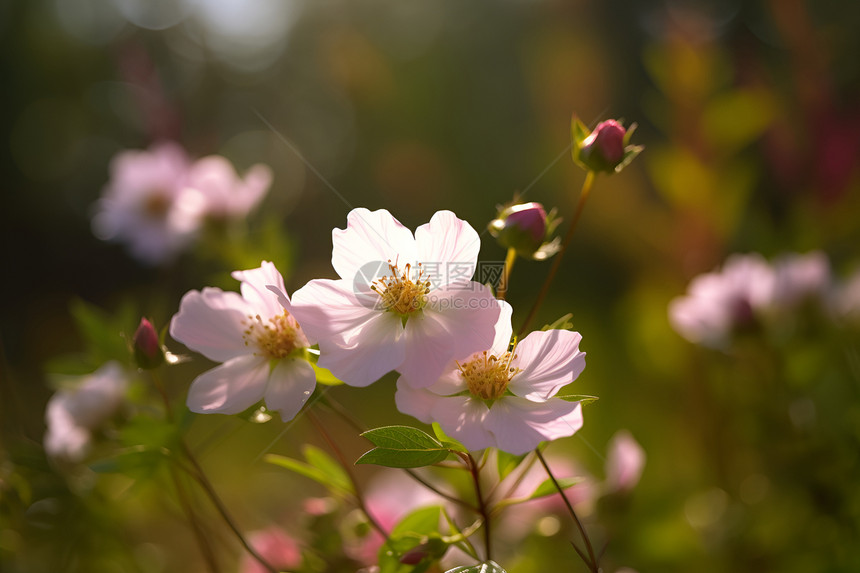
[457,345,519,401]
[242,312,302,359]
[371,260,431,315]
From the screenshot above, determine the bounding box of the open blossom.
[44,362,128,461]
[169,261,315,421]
[288,208,501,388]
[186,155,272,219]
[395,302,586,455]
[92,142,205,265]
[668,254,775,349]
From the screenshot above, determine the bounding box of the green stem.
[305,409,390,542]
[536,449,598,572]
[518,170,596,336]
[151,370,279,573]
[497,247,518,301]
[463,452,492,561]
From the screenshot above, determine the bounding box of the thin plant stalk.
[518,170,596,336]
[305,408,390,541]
[536,449,599,572]
[497,247,517,301]
[461,452,492,561]
[151,370,280,573]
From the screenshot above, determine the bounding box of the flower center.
[243,312,302,359]
[143,191,171,219]
[458,348,519,401]
[371,260,431,316]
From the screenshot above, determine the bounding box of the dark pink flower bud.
[572,116,643,174]
[489,202,560,260]
[133,317,164,369]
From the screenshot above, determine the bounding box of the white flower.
[287,208,501,388]
[169,261,315,421]
[92,142,205,265]
[395,302,586,455]
[44,362,128,461]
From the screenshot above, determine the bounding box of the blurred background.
[2,0,860,571]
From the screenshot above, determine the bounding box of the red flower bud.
[572,116,643,174]
[489,202,561,260]
[133,317,164,369]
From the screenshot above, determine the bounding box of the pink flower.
[92,142,205,265]
[770,251,832,310]
[239,528,302,573]
[288,208,501,388]
[169,261,315,421]
[395,303,586,455]
[186,156,272,219]
[604,430,645,494]
[44,362,128,461]
[668,254,775,349]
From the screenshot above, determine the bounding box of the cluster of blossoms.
[668,251,860,349]
[44,362,128,461]
[92,142,272,265]
[170,208,589,455]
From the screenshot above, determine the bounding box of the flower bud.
[572,116,643,174]
[133,317,164,369]
[490,202,545,250]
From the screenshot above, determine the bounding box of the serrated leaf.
[358,426,452,468]
[556,394,599,406]
[264,453,354,496]
[362,426,444,450]
[528,476,582,500]
[445,561,507,573]
[356,448,449,469]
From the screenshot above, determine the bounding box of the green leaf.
[89,445,167,475]
[264,452,354,497]
[445,561,507,573]
[357,426,452,468]
[356,448,449,469]
[378,506,447,572]
[302,445,353,494]
[556,394,599,407]
[541,313,574,331]
[527,476,582,500]
[496,450,527,480]
[432,423,467,453]
[311,361,343,386]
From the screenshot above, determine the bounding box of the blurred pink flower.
[770,251,832,310]
[289,208,501,388]
[186,156,272,219]
[239,528,301,573]
[668,254,775,349]
[396,302,586,455]
[604,430,645,494]
[345,470,442,565]
[44,362,128,461]
[169,261,315,421]
[92,142,205,265]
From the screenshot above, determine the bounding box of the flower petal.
[394,379,439,425]
[291,279,381,347]
[414,211,481,287]
[429,395,494,452]
[332,208,416,282]
[398,283,501,388]
[263,359,317,422]
[508,329,586,401]
[317,311,405,387]
[170,288,253,362]
[484,397,583,456]
[232,261,286,319]
[186,355,270,415]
